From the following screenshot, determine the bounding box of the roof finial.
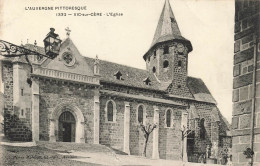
[34,40,37,51]
[65,27,71,38]
[21,40,23,46]
[27,39,29,44]
[95,54,99,64]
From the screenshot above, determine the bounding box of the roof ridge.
[187,76,202,80]
[84,56,149,73]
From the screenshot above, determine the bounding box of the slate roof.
[151,0,184,46]
[84,56,217,104]
[187,77,217,104]
[85,57,162,91]
[24,44,45,55]
[217,108,232,136]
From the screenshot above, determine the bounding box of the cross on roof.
[65,27,71,37]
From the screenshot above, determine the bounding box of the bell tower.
[143,0,193,97]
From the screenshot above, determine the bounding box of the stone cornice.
[100,89,187,107]
[31,66,99,86]
[166,94,217,105]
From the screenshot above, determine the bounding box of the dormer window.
[163,46,169,54]
[143,77,151,85]
[114,71,123,80]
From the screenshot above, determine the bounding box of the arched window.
[166,109,171,127]
[200,118,206,139]
[138,106,144,124]
[163,60,169,68]
[152,67,156,73]
[107,101,114,122]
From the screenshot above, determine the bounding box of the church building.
[0,0,231,163]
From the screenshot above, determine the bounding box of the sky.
[0,0,235,123]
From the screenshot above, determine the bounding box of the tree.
[180,125,193,162]
[139,123,157,157]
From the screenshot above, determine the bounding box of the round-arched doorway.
[58,111,76,142]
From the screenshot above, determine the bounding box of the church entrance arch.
[58,111,76,142]
[49,102,85,143]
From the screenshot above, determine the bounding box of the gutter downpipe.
[250,25,258,166]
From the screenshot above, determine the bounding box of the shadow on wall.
[3,107,32,141]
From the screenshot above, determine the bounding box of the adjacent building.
[232,0,260,165]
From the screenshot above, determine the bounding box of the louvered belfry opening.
[58,110,76,142]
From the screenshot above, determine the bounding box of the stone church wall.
[158,106,183,160]
[193,102,216,154]
[99,96,125,151]
[99,85,185,159]
[39,80,95,143]
[129,102,155,158]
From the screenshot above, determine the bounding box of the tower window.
[152,67,156,73]
[153,50,156,59]
[163,46,169,54]
[21,109,24,116]
[178,60,182,67]
[21,89,24,96]
[163,60,169,68]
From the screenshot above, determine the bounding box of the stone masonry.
[232,0,260,165]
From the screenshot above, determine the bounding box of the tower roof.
[143,0,192,60]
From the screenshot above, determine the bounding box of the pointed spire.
[151,0,186,46]
[143,0,192,60]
